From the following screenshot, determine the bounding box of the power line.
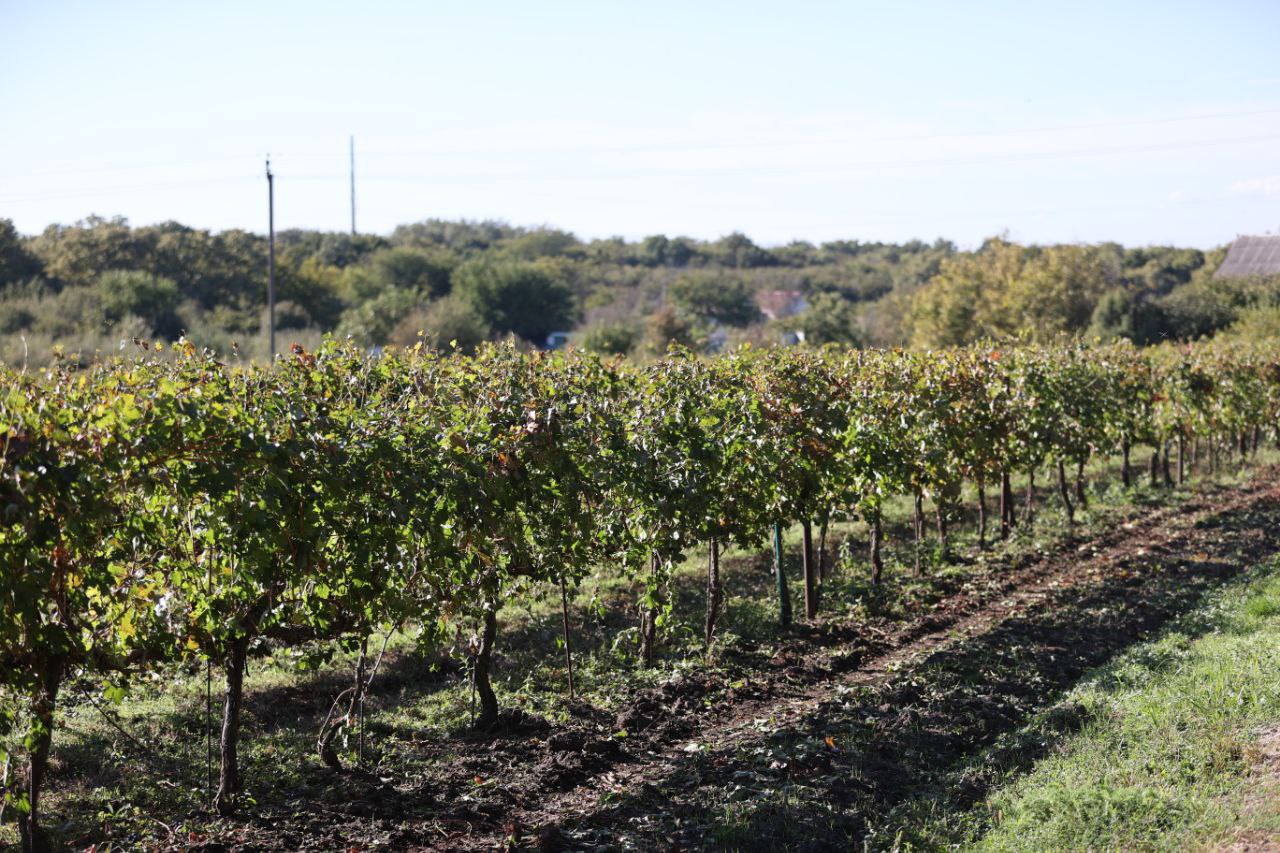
[17,154,270,179]
[4,130,1278,206]
[352,107,1280,158]
[2,124,1277,236]
[0,176,259,204]
[5,106,1279,181]
[303,131,1280,184]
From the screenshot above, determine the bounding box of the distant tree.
[796,292,863,346]
[95,270,181,338]
[909,239,1025,347]
[909,239,1113,347]
[641,305,698,355]
[33,216,153,287]
[32,286,108,338]
[577,321,639,356]
[584,236,631,266]
[452,260,576,342]
[1157,281,1243,340]
[1002,244,1116,337]
[275,258,345,329]
[335,289,420,346]
[388,294,491,352]
[813,262,895,302]
[710,232,775,269]
[638,235,671,267]
[667,237,697,267]
[1122,246,1206,295]
[772,240,820,268]
[820,239,867,258]
[264,300,316,332]
[1088,288,1137,342]
[276,230,389,268]
[367,247,453,298]
[669,273,760,327]
[390,219,520,253]
[148,224,266,310]
[0,219,42,287]
[1217,304,1280,341]
[502,229,581,261]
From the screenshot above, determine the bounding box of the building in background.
[1215,234,1280,278]
[754,289,808,321]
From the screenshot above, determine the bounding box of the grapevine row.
[1,338,1276,849]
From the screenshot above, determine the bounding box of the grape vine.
[2,336,1278,849]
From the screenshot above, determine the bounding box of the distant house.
[545,331,572,350]
[754,289,808,321]
[779,329,807,346]
[1215,234,1280,279]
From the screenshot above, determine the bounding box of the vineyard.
[3,337,1280,851]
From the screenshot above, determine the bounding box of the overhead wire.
[4,105,1280,182]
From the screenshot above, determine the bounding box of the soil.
[89,470,1280,850]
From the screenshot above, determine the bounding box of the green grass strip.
[971,560,1280,852]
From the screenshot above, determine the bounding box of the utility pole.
[266,156,276,361]
[349,135,356,235]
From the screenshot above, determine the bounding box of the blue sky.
[3,0,1279,248]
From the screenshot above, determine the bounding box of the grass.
[927,559,1280,852]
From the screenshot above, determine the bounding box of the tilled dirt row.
[180,471,1280,851]
[464,473,1280,851]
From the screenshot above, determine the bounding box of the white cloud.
[1224,175,1280,197]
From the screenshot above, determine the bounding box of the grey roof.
[1215,234,1280,278]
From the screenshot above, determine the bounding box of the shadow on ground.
[551,490,1280,851]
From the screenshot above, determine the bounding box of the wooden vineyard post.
[704,538,722,648]
[977,482,988,549]
[801,519,817,619]
[558,576,576,700]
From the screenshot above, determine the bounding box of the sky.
[2,0,1280,249]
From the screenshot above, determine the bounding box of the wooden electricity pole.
[349,135,357,236]
[266,156,276,360]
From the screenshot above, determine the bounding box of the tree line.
[2,335,1277,850]
[3,216,1272,368]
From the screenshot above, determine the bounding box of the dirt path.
[181,471,1280,851]
[445,472,1280,851]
